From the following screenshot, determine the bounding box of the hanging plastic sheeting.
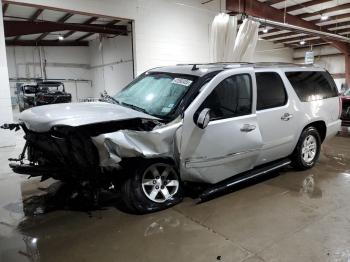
[209,13,237,62]
[232,19,260,62]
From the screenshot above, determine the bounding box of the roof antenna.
[191,64,199,71]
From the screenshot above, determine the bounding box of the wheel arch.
[303,120,327,143]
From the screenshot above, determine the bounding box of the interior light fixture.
[300,40,306,45]
[58,35,64,41]
[320,14,329,21]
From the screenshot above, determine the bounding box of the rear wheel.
[121,160,183,214]
[291,126,321,170]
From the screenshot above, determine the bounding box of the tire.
[291,126,321,170]
[120,160,183,214]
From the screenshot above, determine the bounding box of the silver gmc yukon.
[3,63,341,213]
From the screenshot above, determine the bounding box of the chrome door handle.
[241,124,256,132]
[281,113,293,121]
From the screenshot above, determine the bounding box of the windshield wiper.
[120,102,150,115]
[100,91,120,105]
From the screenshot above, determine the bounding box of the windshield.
[344,89,350,96]
[114,73,197,118]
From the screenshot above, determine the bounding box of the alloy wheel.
[141,163,180,203]
[301,135,317,163]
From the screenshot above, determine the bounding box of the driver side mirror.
[196,108,211,129]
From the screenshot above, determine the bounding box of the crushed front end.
[2,123,101,184]
[1,116,179,191]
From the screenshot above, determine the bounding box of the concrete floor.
[1,132,350,262]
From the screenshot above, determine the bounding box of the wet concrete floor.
[1,132,350,262]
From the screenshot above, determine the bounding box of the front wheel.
[121,160,183,214]
[291,126,321,170]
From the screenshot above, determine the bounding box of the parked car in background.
[17,81,72,112]
[341,88,350,126]
[3,63,341,213]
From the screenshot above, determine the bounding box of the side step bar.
[199,158,291,202]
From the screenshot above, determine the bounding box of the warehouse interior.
[4,3,134,114]
[0,0,350,261]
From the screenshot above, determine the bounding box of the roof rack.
[176,62,318,68]
[223,62,319,69]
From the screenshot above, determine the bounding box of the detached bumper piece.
[199,158,291,202]
[9,162,62,177]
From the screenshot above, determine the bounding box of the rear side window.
[256,72,287,110]
[285,71,338,102]
[200,74,252,120]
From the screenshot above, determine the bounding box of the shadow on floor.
[18,168,289,218]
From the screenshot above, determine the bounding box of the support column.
[0,3,15,147]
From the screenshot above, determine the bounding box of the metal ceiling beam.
[292,41,330,49]
[4,20,128,37]
[262,25,350,41]
[251,16,350,43]
[264,0,285,5]
[75,19,120,42]
[2,3,9,15]
[285,0,333,13]
[274,35,319,44]
[298,3,350,19]
[13,8,44,42]
[258,2,350,39]
[227,0,350,54]
[308,12,350,23]
[63,17,98,39]
[29,8,44,20]
[36,13,73,42]
[287,38,330,48]
[6,40,89,46]
[76,32,94,42]
[263,27,350,42]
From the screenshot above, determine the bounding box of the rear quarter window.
[285,71,338,102]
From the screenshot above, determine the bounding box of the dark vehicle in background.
[341,88,350,126]
[17,81,72,112]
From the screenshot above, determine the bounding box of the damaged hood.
[19,102,159,132]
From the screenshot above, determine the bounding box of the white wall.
[6,46,93,102]
[89,34,133,97]
[0,4,15,147]
[254,40,293,63]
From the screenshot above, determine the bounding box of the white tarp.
[209,14,237,62]
[209,14,259,62]
[232,19,260,62]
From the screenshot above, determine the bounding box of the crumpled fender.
[91,120,182,167]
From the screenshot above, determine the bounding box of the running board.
[199,158,291,202]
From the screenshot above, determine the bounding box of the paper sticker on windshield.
[171,78,193,86]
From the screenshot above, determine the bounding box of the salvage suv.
[2,63,341,213]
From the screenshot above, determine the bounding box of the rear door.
[254,70,298,165]
[179,68,263,184]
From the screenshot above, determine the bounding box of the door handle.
[281,113,293,121]
[241,124,256,132]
